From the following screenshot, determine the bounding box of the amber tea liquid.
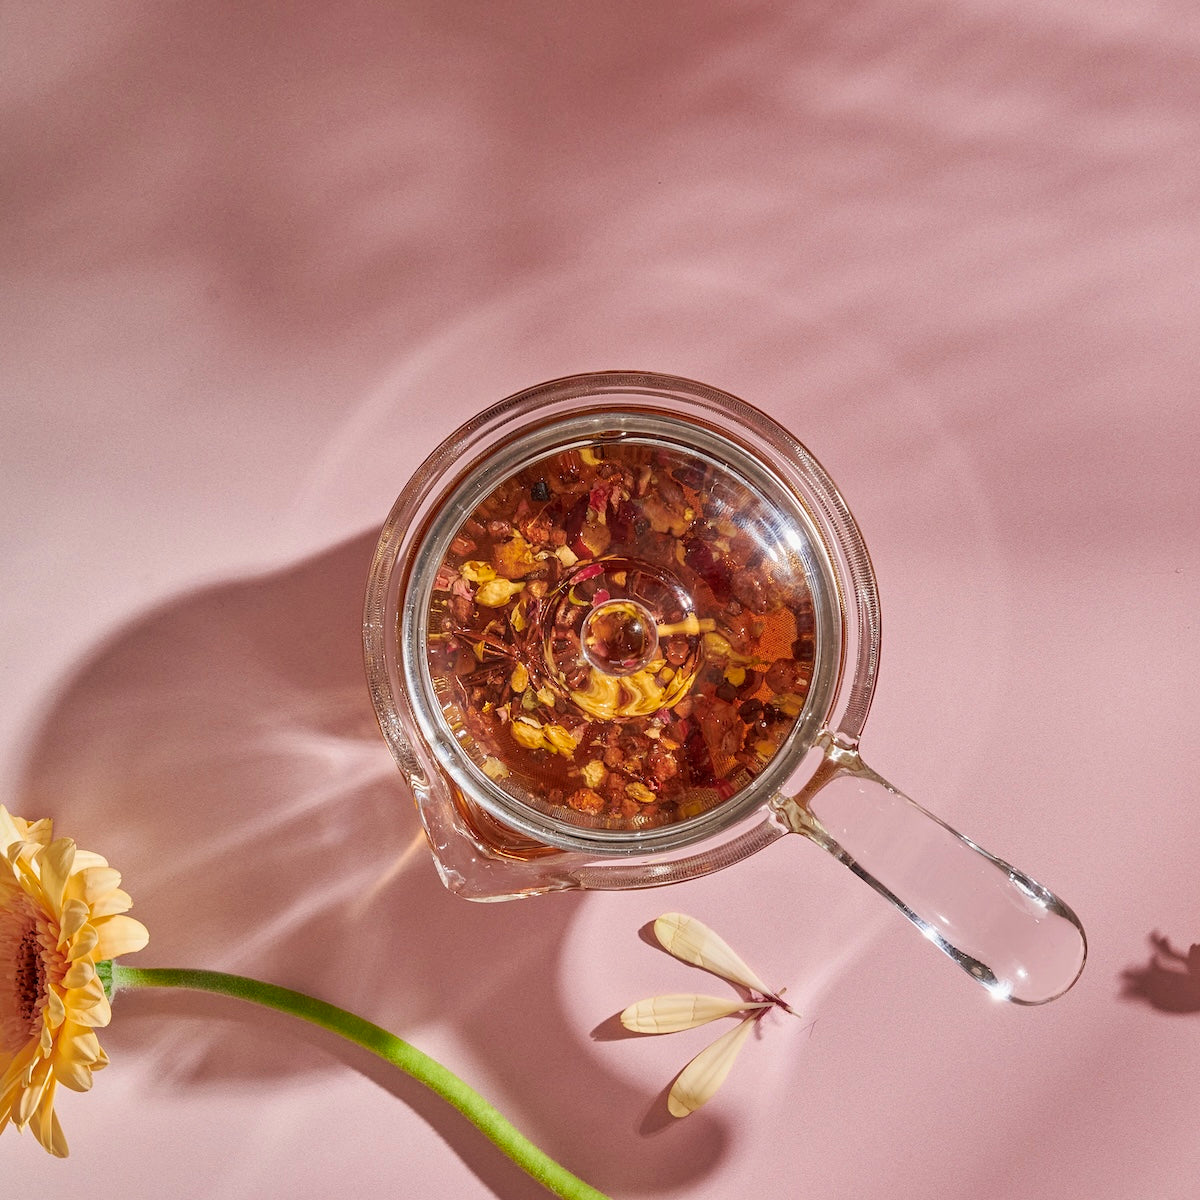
[425,439,817,834]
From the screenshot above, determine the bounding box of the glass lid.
[400,409,841,853]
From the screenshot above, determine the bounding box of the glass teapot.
[364,371,1086,1005]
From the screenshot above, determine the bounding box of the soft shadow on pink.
[1122,933,1200,1015]
[18,532,729,1195]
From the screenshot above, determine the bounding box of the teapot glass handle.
[771,733,1087,1005]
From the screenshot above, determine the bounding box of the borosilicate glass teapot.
[364,371,1086,1005]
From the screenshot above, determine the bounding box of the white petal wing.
[654,912,771,994]
[621,994,768,1034]
[667,1014,759,1117]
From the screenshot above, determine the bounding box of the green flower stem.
[108,965,609,1200]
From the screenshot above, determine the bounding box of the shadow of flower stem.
[105,964,608,1200]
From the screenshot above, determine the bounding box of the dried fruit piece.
[481,757,510,780]
[581,759,606,789]
[494,533,538,579]
[566,787,606,814]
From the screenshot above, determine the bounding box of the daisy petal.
[621,994,770,1034]
[0,805,22,849]
[22,819,55,849]
[63,866,122,910]
[27,1081,68,1157]
[66,993,112,1029]
[654,913,771,995]
[14,1060,52,1125]
[667,1014,759,1118]
[50,1021,106,1091]
[70,851,109,872]
[59,898,91,940]
[64,974,112,1028]
[85,887,134,920]
[92,914,150,960]
[61,960,96,989]
[36,838,77,913]
[65,925,99,961]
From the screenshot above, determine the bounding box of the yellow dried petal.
[459,561,496,583]
[625,782,656,804]
[667,1014,758,1117]
[543,725,578,756]
[510,662,529,693]
[702,631,734,659]
[656,615,715,638]
[476,579,525,607]
[621,994,769,1034]
[654,913,772,995]
[510,601,528,633]
[510,718,545,751]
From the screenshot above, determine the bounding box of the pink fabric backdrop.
[3,2,1198,1196]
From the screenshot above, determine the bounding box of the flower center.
[15,927,47,1025]
[0,897,60,1052]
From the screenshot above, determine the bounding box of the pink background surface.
[3,2,1198,1196]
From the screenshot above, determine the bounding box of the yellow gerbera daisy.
[0,805,148,1156]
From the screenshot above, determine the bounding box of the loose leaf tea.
[425,440,817,830]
